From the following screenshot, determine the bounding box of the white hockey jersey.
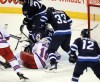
[32,42,49,68]
[0,26,10,48]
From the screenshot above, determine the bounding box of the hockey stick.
[90,24,99,31]
[10,34,21,40]
[10,34,22,50]
[20,25,33,44]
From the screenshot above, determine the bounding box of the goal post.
[87,0,100,46]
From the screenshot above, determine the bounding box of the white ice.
[0,14,100,82]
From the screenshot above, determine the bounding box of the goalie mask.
[81,29,89,38]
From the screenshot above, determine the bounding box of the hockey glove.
[24,44,34,53]
[69,54,77,63]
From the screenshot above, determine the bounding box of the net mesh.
[88,0,100,46]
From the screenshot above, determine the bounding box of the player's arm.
[68,38,80,63]
[64,12,72,26]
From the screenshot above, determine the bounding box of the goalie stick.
[10,34,21,40]
[20,25,33,44]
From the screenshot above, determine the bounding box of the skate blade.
[0,66,5,70]
[45,68,57,73]
[20,78,29,82]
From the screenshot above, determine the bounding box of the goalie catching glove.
[69,52,77,63]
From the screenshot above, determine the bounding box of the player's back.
[22,0,46,17]
[71,37,100,62]
[75,37,100,57]
[47,10,72,30]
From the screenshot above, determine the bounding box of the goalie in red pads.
[0,37,61,69]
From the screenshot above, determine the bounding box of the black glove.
[23,18,29,25]
[24,44,34,53]
[69,54,77,63]
[20,25,24,33]
[0,61,11,69]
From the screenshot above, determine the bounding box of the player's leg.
[20,51,38,69]
[61,34,71,55]
[31,16,45,42]
[91,62,100,80]
[71,62,87,82]
[47,35,65,70]
[1,47,28,80]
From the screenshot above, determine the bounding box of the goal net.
[87,0,100,46]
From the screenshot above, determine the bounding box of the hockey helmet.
[81,29,89,37]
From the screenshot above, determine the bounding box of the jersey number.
[29,0,42,9]
[55,14,67,24]
[34,1,42,9]
[82,40,94,50]
[40,48,48,60]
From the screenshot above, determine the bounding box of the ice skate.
[45,62,57,73]
[17,72,29,81]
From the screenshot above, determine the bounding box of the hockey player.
[69,29,100,82]
[22,26,54,53]
[15,37,52,69]
[45,7,72,70]
[0,25,28,80]
[18,0,47,43]
[0,37,61,69]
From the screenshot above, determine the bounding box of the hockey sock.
[9,59,21,73]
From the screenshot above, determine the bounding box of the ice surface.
[0,14,100,82]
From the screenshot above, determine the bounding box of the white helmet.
[40,37,52,45]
